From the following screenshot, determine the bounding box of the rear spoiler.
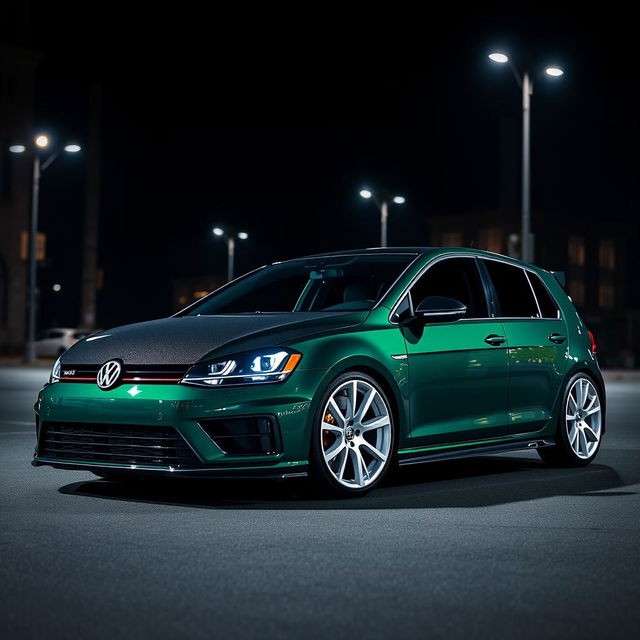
[551,271,566,288]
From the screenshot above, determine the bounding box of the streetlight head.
[392,196,406,204]
[9,144,26,153]
[213,227,225,236]
[545,66,564,77]
[488,52,509,64]
[237,232,249,240]
[35,134,49,148]
[64,144,81,153]
[359,189,372,199]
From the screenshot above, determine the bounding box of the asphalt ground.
[1,365,638,639]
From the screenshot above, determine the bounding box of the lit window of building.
[479,228,503,254]
[569,279,585,307]
[568,236,585,266]
[599,239,615,270]
[598,283,615,309]
[439,232,463,247]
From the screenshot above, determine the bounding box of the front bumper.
[33,370,319,477]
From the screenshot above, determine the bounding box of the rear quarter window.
[528,273,560,319]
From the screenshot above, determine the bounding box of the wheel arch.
[560,363,607,433]
[305,355,408,448]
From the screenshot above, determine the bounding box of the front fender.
[293,327,410,449]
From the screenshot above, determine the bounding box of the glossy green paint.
[34,247,604,475]
[502,318,568,432]
[402,318,510,444]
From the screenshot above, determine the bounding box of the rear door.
[480,259,568,435]
[401,256,511,446]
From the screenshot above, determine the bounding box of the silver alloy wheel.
[320,379,392,488]
[566,377,602,460]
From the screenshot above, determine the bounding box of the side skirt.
[398,439,556,467]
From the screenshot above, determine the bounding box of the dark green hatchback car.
[34,247,605,496]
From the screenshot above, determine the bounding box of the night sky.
[4,4,638,329]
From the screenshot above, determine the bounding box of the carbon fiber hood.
[62,312,366,365]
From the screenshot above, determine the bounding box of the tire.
[309,372,396,497]
[538,372,603,467]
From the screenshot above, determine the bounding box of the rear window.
[528,273,559,319]
[482,259,539,318]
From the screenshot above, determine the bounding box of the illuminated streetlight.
[359,188,406,247]
[213,227,249,281]
[545,66,564,77]
[7,135,82,362]
[488,51,565,262]
[488,52,509,64]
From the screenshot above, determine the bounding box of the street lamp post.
[359,189,406,247]
[213,227,248,281]
[9,135,81,362]
[488,52,564,263]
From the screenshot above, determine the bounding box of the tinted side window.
[482,260,539,318]
[410,258,488,318]
[528,273,559,319]
[49,330,65,339]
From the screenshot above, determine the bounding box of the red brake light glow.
[588,330,597,354]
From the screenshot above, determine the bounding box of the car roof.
[301,247,432,258]
[300,246,545,271]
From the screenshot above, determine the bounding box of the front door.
[401,257,510,446]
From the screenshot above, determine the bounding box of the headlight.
[50,356,62,384]
[181,349,302,387]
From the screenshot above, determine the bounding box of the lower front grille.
[38,422,200,467]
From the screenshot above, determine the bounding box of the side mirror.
[414,296,467,322]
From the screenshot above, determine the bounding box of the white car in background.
[35,328,91,357]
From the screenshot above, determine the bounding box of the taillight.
[588,330,597,354]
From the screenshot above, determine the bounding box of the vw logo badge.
[96,360,123,390]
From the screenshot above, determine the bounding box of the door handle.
[484,334,506,346]
[548,333,567,344]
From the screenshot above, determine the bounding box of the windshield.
[184,254,417,315]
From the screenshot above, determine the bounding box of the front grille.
[59,364,189,384]
[199,416,281,456]
[38,422,200,467]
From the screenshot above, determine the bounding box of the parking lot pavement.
[1,365,639,639]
